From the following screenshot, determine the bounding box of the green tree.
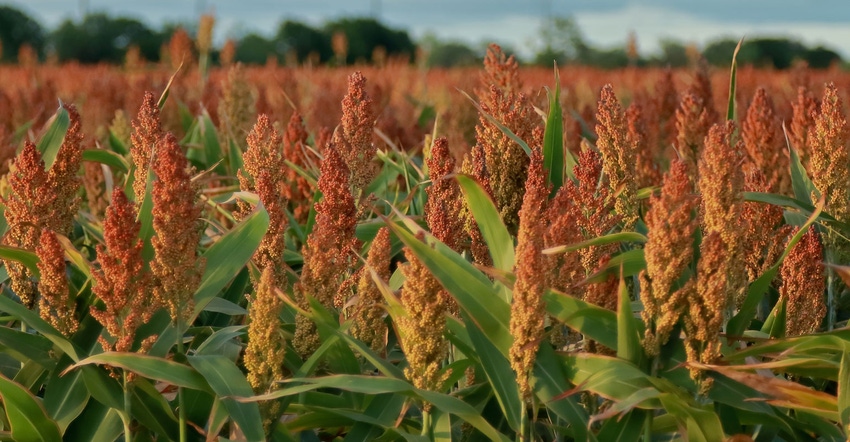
[275,20,332,64]
[0,6,45,62]
[235,33,277,64]
[804,46,841,69]
[323,17,415,64]
[532,16,589,65]
[655,38,690,67]
[50,14,163,63]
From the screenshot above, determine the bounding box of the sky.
[6,0,850,58]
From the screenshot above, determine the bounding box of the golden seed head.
[640,160,699,356]
[36,230,78,337]
[350,227,392,353]
[218,63,256,148]
[595,84,638,228]
[130,91,164,204]
[196,14,215,53]
[244,266,286,431]
[781,227,826,337]
[699,121,745,248]
[809,82,850,224]
[509,148,549,399]
[674,92,713,180]
[398,238,450,398]
[334,71,376,197]
[741,87,790,195]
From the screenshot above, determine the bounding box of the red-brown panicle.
[460,143,492,266]
[692,59,719,123]
[167,27,194,70]
[426,137,465,251]
[239,115,290,285]
[350,227,392,354]
[685,232,728,391]
[334,71,377,198]
[809,83,850,225]
[36,230,78,336]
[790,86,818,172]
[473,44,539,234]
[244,266,286,433]
[130,91,164,204]
[596,84,638,228]
[510,149,549,399]
[2,142,50,307]
[654,68,680,151]
[91,188,155,354]
[700,121,745,248]
[780,227,826,337]
[699,121,747,308]
[281,111,316,224]
[2,105,84,308]
[293,144,358,358]
[741,87,790,195]
[48,104,84,234]
[741,172,790,284]
[627,102,662,189]
[674,92,714,182]
[151,133,206,325]
[640,161,699,356]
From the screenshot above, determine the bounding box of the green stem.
[519,400,528,442]
[122,371,133,442]
[176,321,187,442]
[422,408,432,439]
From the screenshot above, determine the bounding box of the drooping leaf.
[0,372,62,441]
[68,353,211,392]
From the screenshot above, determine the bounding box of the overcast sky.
[6,0,850,58]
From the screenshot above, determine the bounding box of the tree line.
[0,5,843,69]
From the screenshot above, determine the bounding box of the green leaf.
[157,63,182,109]
[387,217,512,352]
[196,325,246,356]
[193,202,269,316]
[82,148,130,174]
[544,231,647,255]
[840,352,850,434]
[187,355,265,442]
[617,270,642,365]
[43,358,90,433]
[251,375,512,442]
[784,123,817,206]
[108,129,129,155]
[0,245,40,276]
[37,104,70,170]
[596,409,646,442]
[0,295,80,360]
[462,311,522,432]
[726,37,743,121]
[200,111,226,175]
[0,372,62,441]
[543,66,564,192]
[343,394,406,442]
[203,297,248,315]
[0,325,55,368]
[456,174,514,275]
[130,378,180,439]
[659,393,725,442]
[545,289,618,350]
[69,353,211,392]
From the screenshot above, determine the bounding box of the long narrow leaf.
[0,372,62,441]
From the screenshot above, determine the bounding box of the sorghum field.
[3,37,850,442]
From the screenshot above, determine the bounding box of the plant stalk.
[176,321,187,442]
[122,370,133,441]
